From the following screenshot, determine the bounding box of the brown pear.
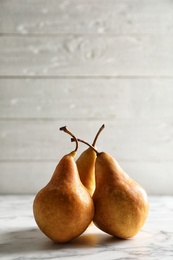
[33,126,94,243]
[93,152,149,239]
[76,124,105,196]
[76,134,149,239]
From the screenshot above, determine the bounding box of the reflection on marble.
[0,196,173,259]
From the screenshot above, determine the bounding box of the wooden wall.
[0,0,173,194]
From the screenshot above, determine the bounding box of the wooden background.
[0,0,173,194]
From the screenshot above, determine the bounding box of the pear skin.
[76,124,105,196]
[33,127,94,243]
[33,152,94,243]
[76,147,96,196]
[93,152,149,239]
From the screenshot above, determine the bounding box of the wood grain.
[0,161,172,195]
[0,78,173,119]
[0,0,173,194]
[0,0,173,34]
[0,35,173,76]
[0,119,172,162]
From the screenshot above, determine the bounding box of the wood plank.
[0,119,172,162]
[0,78,173,119]
[0,161,172,195]
[0,0,173,34]
[0,35,173,76]
[0,162,55,194]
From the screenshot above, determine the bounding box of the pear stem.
[72,138,99,155]
[92,124,105,147]
[60,126,78,152]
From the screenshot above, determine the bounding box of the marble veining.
[0,196,173,260]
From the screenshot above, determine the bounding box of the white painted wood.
[0,161,172,195]
[0,78,173,119]
[123,162,173,196]
[0,119,172,162]
[0,0,173,34]
[0,35,173,76]
[0,162,55,194]
[0,0,173,195]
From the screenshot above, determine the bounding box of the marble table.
[0,195,173,260]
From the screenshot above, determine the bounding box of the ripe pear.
[93,152,149,239]
[33,126,94,243]
[76,135,149,239]
[76,124,105,196]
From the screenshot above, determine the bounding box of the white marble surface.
[0,195,173,260]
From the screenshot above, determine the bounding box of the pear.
[93,152,149,239]
[33,126,94,243]
[76,135,149,239]
[76,124,105,196]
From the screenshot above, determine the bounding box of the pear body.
[76,147,96,196]
[93,152,149,239]
[33,152,94,243]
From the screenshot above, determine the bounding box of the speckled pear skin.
[93,152,149,239]
[76,124,105,196]
[76,147,96,196]
[33,151,94,243]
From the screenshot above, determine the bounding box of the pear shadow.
[1,228,50,255]
[0,227,126,255]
